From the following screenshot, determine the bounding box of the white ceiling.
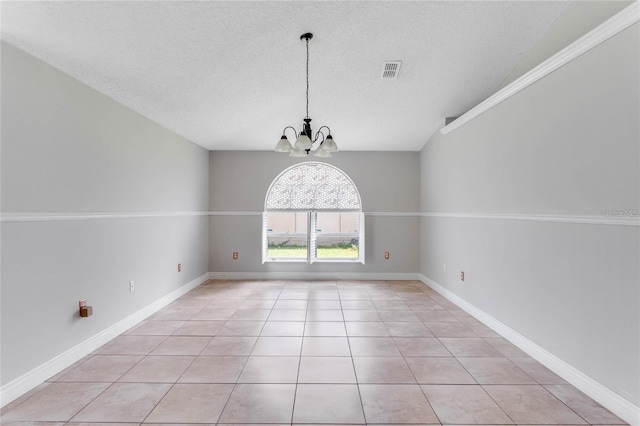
[1,1,571,151]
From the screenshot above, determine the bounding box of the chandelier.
[274,33,338,157]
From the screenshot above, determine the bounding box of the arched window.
[263,162,365,264]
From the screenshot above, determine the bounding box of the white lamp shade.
[313,148,332,158]
[293,133,313,150]
[322,135,338,152]
[289,148,307,157]
[275,136,293,152]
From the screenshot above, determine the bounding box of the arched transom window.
[265,162,361,210]
[263,162,364,264]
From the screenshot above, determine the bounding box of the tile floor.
[1,279,627,425]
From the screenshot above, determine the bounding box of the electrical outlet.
[233,252,239,260]
[178,263,182,272]
[130,280,135,292]
[384,251,390,260]
[443,263,446,272]
[460,271,464,282]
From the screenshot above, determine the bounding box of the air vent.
[381,61,402,79]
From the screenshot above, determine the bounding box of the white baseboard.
[208,271,421,281]
[0,273,209,408]
[419,274,640,426]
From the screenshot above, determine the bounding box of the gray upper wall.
[495,1,633,92]
[420,22,639,407]
[209,151,420,212]
[1,41,209,213]
[1,42,209,387]
[421,23,639,215]
[208,151,421,274]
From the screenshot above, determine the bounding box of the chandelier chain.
[305,36,309,119]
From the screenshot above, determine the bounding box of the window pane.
[266,212,308,259]
[315,212,359,260]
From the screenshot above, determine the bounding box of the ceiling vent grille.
[381,61,402,79]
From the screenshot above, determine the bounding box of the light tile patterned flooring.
[1,279,627,425]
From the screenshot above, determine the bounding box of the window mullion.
[262,212,268,264]
[358,211,365,264]
[308,211,317,264]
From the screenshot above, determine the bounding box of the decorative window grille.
[265,162,361,210]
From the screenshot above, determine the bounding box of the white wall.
[420,22,639,408]
[208,151,420,276]
[0,42,210,386]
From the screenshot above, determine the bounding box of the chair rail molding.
[3,211,637,226]
[419,212,640,227]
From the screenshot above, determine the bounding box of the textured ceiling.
[1,1,570,151]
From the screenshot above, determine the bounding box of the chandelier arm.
[316,125,332,135]
[282,126,299,138]
[313,129,326,144]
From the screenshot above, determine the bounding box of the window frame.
[262,162,364,265]
[262,210,309,263]
[310,211,364,264]
[262,210,365,264]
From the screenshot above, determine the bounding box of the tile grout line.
[65,331,172,423]
[288,284,310,425]
[416,299,580,425]
[422,305,518,425]
[215,286,282,425]
[102,291,214,424]
[341,289,368,425]
[399,298,451,425]
[65,380,121,422]
[4,280,619,425]
[539,382,598,425]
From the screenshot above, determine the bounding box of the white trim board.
[208,211,262,216]
[420,212,640,227]
[0,273,209,408]
[441,2,640,136]
[365,212,421,217]
[418,274,640,426]
[209,272,421,281]
[0,211,209,222]
[3,211,637,226]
